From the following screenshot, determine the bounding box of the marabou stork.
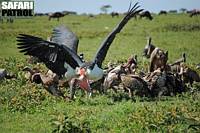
[17,3,143,99]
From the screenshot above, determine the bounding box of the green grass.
[0,14,200,132]
[1,14,200,63]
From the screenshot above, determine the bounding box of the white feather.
[64,62,76,80]
[86,64,103,81]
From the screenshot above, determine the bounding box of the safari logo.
[0,0,34,18]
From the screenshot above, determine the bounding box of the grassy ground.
[0,14,200,132]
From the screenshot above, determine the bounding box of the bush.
[51,113,91,133]
[8,84,47,112]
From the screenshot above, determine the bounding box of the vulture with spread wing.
[17,3,143,99]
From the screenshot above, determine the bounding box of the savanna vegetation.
[0,13,200,132]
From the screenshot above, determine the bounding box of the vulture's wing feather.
[17,34,83,76]
[51,26,79,53]
[93,2,143,68]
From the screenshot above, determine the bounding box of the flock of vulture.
[1,3,200,100]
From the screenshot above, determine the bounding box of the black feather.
[17,34,83,77]
[93,3,143,68]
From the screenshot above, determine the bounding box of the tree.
[100,5,111,14]
[179,8,187,13]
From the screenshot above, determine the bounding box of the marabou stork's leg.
[86,83,92,98]
[69,78,78,99]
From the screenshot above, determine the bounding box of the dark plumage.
[17,2,143,99]
[18,2,142,76]
[51,26,79,53]
[143,37,168,72]
[93,3,143,68]
[121,74,149,97]
[17,32,82,77]
[182,67,200,86]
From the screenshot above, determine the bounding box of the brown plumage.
[120,74,149,97]
[144,69,167,97]
[103,64,149,97]
[166,53,186,73]
[149,48,168,72]
[103,65,126,93]
[170,53,186,66]
[143,37,168,72]
[166,53,200,87]
[123,54,138,74]
[182,67,200,86]
[23,67,67,98]
[22,66,40,82]
[144,69,184,97]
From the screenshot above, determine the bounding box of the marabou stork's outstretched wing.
[17,34,83,77]
[51,26,79,53]
[93,2,143,68]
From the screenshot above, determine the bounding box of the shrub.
[51,113,91,133]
